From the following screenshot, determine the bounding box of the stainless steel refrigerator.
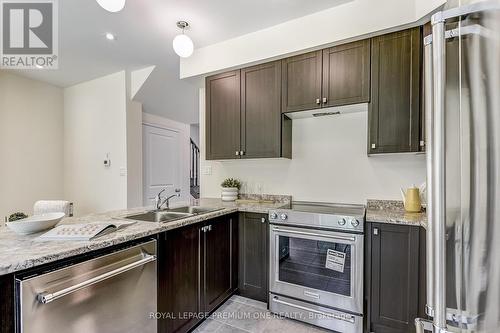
[417,1,500,332]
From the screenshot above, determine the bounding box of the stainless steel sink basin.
[124,206,223,223]
[168,206,223,215]
[125,211,194,223]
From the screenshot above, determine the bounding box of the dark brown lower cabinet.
[238,213,268,302]
[202,215,238,313]
[159,215,238,333]
[366,222,425,333]
[0,274,14,333]
[159,224,202,333]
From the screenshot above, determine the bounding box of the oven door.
[270,225,363,314]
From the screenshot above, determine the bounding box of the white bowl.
[6,212,65,235]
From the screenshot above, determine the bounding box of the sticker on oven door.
[325,249,346,273]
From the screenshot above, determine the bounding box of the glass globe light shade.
[173,34,194,58]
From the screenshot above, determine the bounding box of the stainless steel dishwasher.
[16,240,157,333]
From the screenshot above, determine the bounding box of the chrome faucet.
[155,188,181,210]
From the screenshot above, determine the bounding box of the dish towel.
[34,200,73,217]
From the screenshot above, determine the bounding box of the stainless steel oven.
[268,201,365,333]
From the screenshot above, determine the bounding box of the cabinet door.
[370,223,420,333]
[368,28,421,154]
[206,71,241,160]
[238,213,268,302]
[241,61,282,158]
[160,226,201,333]
[281,51,323,113]
[322,39,370,107]
[202,216,235,313]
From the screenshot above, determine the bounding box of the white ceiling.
[11,0,347,124]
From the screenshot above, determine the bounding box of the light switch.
[202,166,212,175]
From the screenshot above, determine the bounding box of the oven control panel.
[268,209,364,233]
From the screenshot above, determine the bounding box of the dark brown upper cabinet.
[241,61,283,159]
[322,39,370,107]
[368,27,422,154]
[281,51,323,112]
[206,70,241,160]
[206,63,292,160]
[282,41,371,113]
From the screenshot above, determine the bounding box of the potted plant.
[221,178,241,201]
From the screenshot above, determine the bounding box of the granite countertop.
[366,199,427,228]
[0,196,290,276]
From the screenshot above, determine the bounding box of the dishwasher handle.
[37,254,157,304]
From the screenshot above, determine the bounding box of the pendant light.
[173,21,194,58]
[95,0,126,13]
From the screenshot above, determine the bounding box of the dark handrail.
[190,139,200,198]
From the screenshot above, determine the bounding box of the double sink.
[124,206,224,223]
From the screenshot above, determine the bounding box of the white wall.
[180,0,445,78]
[64,71,128,216]
[199,89,426,204]
[0,72,64,219]
[126,100,143,209]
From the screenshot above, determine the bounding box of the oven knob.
[338,218,346,226]
[280,213,288,221]
[350,219,360,227]
[270,212,278,220]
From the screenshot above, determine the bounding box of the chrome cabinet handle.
[322,97,327,104]
[261,217,266,223]
[315,98,320,105]
[37,254,156,304]
[235,151,240,156]
[373,227,379,235]
[240,151,245,156]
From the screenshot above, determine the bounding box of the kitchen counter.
[0,197,290,276]
[366,199,427,228]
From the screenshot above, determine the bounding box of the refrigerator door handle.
[415,318,434,333]
[423,40,435,319]
[430,12,447,333]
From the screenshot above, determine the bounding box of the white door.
[143,124,182,206]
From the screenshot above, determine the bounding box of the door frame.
[142,113,190,206]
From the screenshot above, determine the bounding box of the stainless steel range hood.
[284,103,367,119]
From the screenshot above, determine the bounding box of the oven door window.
[278,235,351,297]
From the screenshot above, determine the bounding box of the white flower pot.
[221,187,238,201]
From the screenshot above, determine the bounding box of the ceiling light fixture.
[95,0,126,13]
[105,32,116,41]
[172,21,194,58]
